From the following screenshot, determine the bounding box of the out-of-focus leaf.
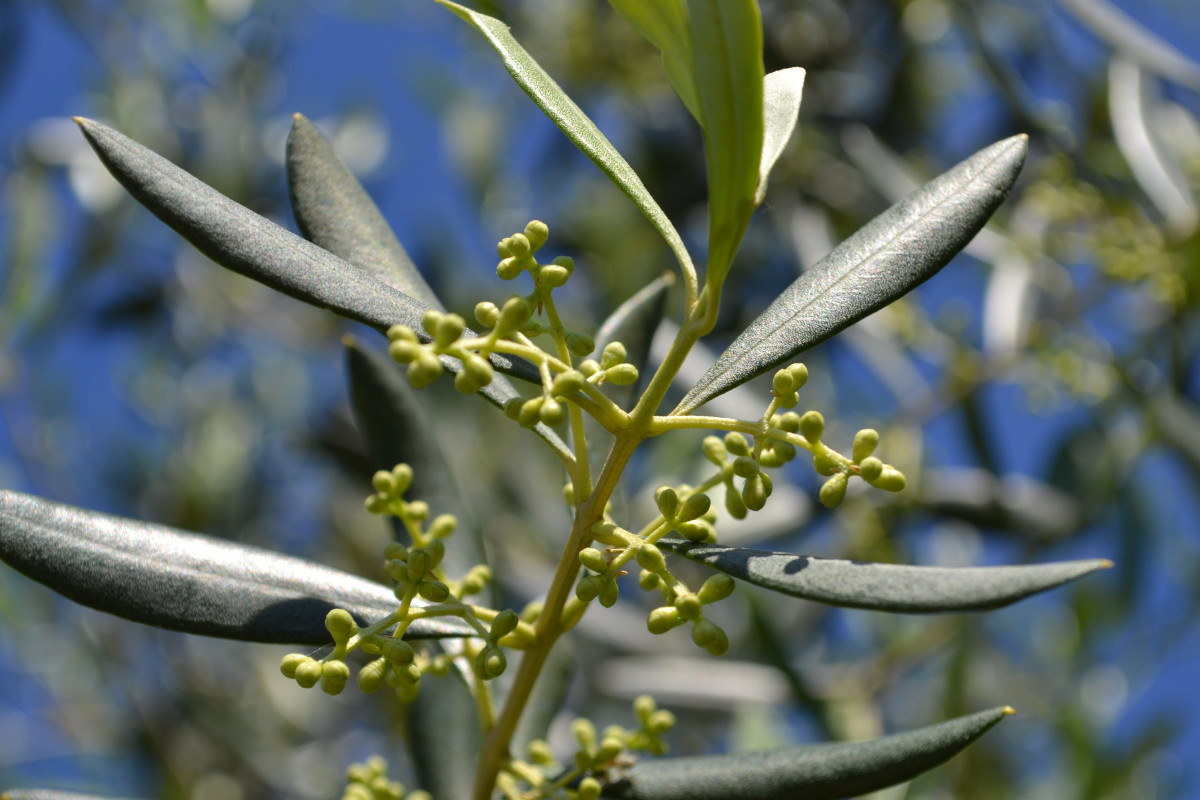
[0,490,472,644]
[2,792,141,800]
[756,67,806,204]
[595,273,672,402]
[918,467,1083,541]
[408,664,481,800]
[286,112,442,308]
[438,1,696,284]
[73,117,539,386]
[657,539,1109,612]
[346,338,488,581]
[688,0,764,292]
[674,134,1028,414]
[606,0,700,122]
[1060,0,1200,90]
[600,707,1013,800]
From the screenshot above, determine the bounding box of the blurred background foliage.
[1,1,1199,799]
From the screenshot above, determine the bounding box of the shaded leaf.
[688,0,764,292]
[601,707,1012,800]
[73,117,539,386]
[606,0,701,122]
[438,1,696,283]
[595,273,672,403]
[286,112,441,309]
[674,134,1028,414]
[757,68,806,204]
[408,661,481,800]
[657,538,1110,612]
[2,792,142,800]
[0,490,472,644]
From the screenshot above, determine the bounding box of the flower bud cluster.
[387,308,496,395]
[343,756,425,800]
[654,485,717,543]
[385,539,451,603]
[579,341,639,388]
[645,571,734,656]
[707,432,774,517]
[279,608,359,695]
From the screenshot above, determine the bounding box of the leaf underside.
[658,538,1109,612]
[675,133,1029,414]
[0,490,472,644]
[601,707,1012,800]
[73,117,540,386]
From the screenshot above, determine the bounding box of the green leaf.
[408,664,482,800]
[73,117,540,386]
[0,490,473,644]
[657,539,1109,612]
[2,792,141,800]
[438,1,696,284]
[687,0,763,294]
[286,112,442,309]
[674,134,1028,414]
[757,67,806,204]
[606,0,701,123]
[600,707,1013,800]
[595,273,672,402]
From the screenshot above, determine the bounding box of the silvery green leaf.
[657,538,1109,612]
[756,67,806,204]
[1,792,142,800]
[73,117,539,386]
[601,707,1012,800]
[286,112,442,309]
[674,134,1028,414]
[408,666,481,800]
[0,490,472,644]
[439,1,696,283]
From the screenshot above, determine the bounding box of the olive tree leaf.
[601,707,1013,800]
[606,0,700,123]
[73,117,540,386]
[657,538,1110,612]
[2,792,141,800]
[0,490,473,644]
[437,1,696,285]
[674,133,1028,414]
[595,273,673,403]
[687,0,763,294]
[408,663,482,800]
[756,67,806,204]
[286,112,441,309]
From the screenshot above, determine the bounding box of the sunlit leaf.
[0,490,472,644]
[286,112,442,309]
[438,1,696,284]
[1,791,140,800]
[601,707,1013,799]
[687,0,764,293]
[675,134,1028,414]
[606,0,701,122]
[757,67,806,204]
[74,117,540,386]
[658,538,1110,612]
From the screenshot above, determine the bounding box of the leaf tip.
[1002,705,1017,717]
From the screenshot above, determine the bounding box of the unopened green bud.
[565,332,595,357]
[678,493,711,522]
[387,339,421,364]
[776,391,800,409]
[799,410,824,442]
[540,264,570,287]
[524,220,549,250]
[552,254,575,273]
[788,363,809,388]
[813,453,840,476]
[320,660,351,695]
[383,542,408,563]
[475,301,500,328]
[732,455,759,478]
[426,538,446,568]
[773,441,797,462]
[384,640,416,666]
[655,486,679,518]
[638,570,660,590]
[698,573,735,604]
[455,354,493,394]
[476,647,507,680]
[407,353,443,389]
[597,736,624,764]
[872,466,907,492]
[491,609,520,641]
[702,436,728,465]
[461,565,492,595]
[852,429,879,462]
[675,592,702,620]
[428,514,457,539]
[539,397,565,426]
[647,606,683,634]
[725,487,747,519]
[498,296,533,331]
[387,324,418,343]
[496,256,522,280]
[325,608,357,641]
[503,396,523,421]
[417,580,450,603]
[528,739,555,766]
[634,695,656,721]
[434,313,465,348]
[372,470,397,495]
[497,237,513,258]
[598,578,620,608]
[677,519,714,542]
[577,777,602,800]
[777,411,801,433]
[691,618,722,649]
[579,547,609,573]
[406,549,431,581]
[635,543,667,573]
[508,232,531,258]
[576,574,603,601]
[772,369,796,395]
[573,718,597,749]
[819,473,849,507]
[724,432,751,456]
[563,482,575,506]
[357,658,388,693]
[857,456,883,482]
[743,475,768,512]
[579,358,601,377]
[420,309,443,336]
[518,397,543,429]
[592,520,628,546]
[648,709,676,733]
[759,449,784,469]
[386,559,409,583]
[606,363,639,385]
[295,659,322,688]
[551,370,586,397]
[600,341,627,369]
[699,621,729,656]
[280,653,307,678]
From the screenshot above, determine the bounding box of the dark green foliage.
[0,490,472,644]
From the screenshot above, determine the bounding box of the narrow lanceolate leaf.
[73,117,539,386]
[2,792,142,800]
[757,68,806,204]
[688,0,764,292]
[286,113,442,309]
[0,491,473,644]
[606,0,701,123]
[675,134,1028,414]
[601,707,1013,800]
[595,273,673,402]
[438,1,696,285]
[658,539,1110,612]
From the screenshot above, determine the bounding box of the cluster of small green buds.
[771,363,809,408]
[385,539,451,602]
[576,547,620,607]
[851,428,907,494]
[579,341,639,387]
[646,572,734,655]
[628,694,676,756]
[496,220,551,280]
[474,295,534,338]
[365,464,418,517]
[387,309,495,394]
[343,756,425,800]
[725,433,774,514]
[356,635,423,699]
[654,486,717,542]
[571,719,626,775]
[279,609,358,695]
[473,608,519,680]
[505,393,565,428]
[452,564,493,599]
